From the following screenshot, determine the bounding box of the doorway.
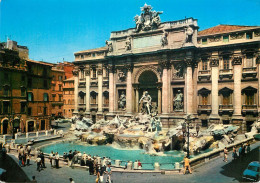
[28,121,34,132]
[2,120,8,134]
[41,120,45,130]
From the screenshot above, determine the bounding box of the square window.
[246,32,252,39]
[223,35,229,42]
[202,38,207,45]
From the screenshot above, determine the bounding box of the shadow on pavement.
[0,152,31,182]
[219,146,259,182]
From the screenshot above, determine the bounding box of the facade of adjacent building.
[26,59,53,132]
[51,67,65,118]
[63,77,75,118]
[0,41,28,134]
[0,39,54,134]
[72,4,260,133]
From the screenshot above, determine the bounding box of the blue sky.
[0,0,259,63]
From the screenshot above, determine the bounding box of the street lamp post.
[182,115,193,158]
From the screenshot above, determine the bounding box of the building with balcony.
[72,4,260,133]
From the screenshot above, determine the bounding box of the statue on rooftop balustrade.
[134,4,163,32]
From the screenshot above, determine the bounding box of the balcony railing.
[198,70,211,75]
[198,105,211,109]
[90,104,98,108]
[242,67,257,72]
[219,69,232,74]
[242,104,257,110]
[219,104,233,110]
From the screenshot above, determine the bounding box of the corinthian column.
[97,68,103,113]
[85,68,90,113]
[126,64,133,113]
[108,65,115,113]
[161,59,169,114]
[210,58,219,117]
[73,67,79,114]
[232,56,242,116]
[185,58,193,115]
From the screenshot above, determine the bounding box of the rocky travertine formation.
[69,114,259,155]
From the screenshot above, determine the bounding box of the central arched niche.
[138,70,158,106]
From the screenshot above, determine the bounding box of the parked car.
[242,161,260,182]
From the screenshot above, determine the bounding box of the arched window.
[79,91,85,104]
[63,99,66,105]
[90,91,97,104]
[68,99,71,105]
[103,91,109,106]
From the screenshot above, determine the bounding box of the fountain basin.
[40,141,186,170]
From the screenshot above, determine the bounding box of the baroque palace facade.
[73,4,260,133]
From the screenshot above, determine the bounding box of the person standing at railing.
[223,147,228,162]
[49,151,53,168]
[138,160,142,169]
[40,152,46,168]
[55,152,60,169]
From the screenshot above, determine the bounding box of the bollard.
[15,134,18,140]
[115,160,121,167]
[175,162,180,170]
[45,130,48,136]
[154,162,160,171]
[3,135,6,144]
[36,132,39,137]
[26,133,29,138]
[127,161,133,170]
[133,161,138,170]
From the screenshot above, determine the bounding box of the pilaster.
[72,67,79,114]
[210,58,219,119]
[97,68,103,113]
[125,63,133,113]
[232,56,242,116]
[85,68,90,115]
[160,55,170,114]
[185,57,193,115]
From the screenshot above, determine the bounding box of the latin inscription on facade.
[133,35,161,49]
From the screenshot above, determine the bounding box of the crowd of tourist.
[17,145,31,167]
[231,143,250,161]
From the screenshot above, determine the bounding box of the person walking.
[105,163,112,183]
[183,156,192,174]
[18,153,23,167]
[35,156,42,172]
[223,147,228,162]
